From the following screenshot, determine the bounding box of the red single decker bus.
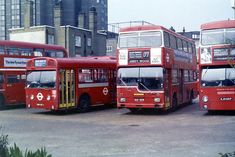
[25,57,116,112]
[0,40,68,107]
[199,20,235,111]
[117,25,198,112]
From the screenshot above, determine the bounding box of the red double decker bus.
[199,20,235,111]
[0,40,68,107]
[25,57,116,112]
[117,25,198,112]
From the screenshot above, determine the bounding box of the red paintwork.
[26,88,58,110]
[199,87,235,110]
[117,87,165,109]
[0,41,68,106]
[26,57,117,111]
[201,20,235,30]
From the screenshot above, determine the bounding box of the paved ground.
[0,101,235,157]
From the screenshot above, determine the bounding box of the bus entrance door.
[59,70,75,109]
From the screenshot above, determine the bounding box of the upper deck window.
[45,50,64,58]
[119,31,162,48]
[201,28,235,46]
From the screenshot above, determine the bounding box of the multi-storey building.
[0,0,108,40]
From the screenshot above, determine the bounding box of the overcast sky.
[108,0,233,32]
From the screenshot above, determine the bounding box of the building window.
[87,38,92,47]
[107,46,113,52]
[48,34,55,45]
[75,36,81,47]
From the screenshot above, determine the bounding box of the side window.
[6,47,19,55]
[177,38,183,51]
[7,75,20,83]
[188,43,193,53]
[172,69,178,84]
[183,41,188,52]
[0,46,4,54]
[0,73,4,83]
[79,69,93,83]
[184,70,189,82]
[170,34,177,49]
[192,45,196,54]
[55,51,64,58]
[163,32,170,48]
[19,48,33,56]
[94,69,108,82]
[45,50,56,57]
[189,71,194,82]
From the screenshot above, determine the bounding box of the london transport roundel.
[103,87,109,95]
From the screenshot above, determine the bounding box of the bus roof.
[0,40,67,51]
[28,57,117,69]
[201,20,235,30]
[119,25,194,43]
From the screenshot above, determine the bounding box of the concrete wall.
[9,26,54,44]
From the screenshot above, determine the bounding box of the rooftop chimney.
[89,7,97,33]
[24,0,34,28]
[78,13,85,29]
[54,1,62,28]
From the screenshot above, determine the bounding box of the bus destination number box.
[35,60,47,67]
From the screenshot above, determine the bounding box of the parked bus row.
[0,19,234,113]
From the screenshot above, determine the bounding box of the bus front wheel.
[78,95,91,112]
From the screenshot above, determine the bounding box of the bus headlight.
[30,95,34,100]
[154,98,161,103]
[47,95,51,101]
[120,98,126,102]
[203,105,208,110]
[202,96,208,103]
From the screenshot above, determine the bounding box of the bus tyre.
[0,95,5,108]
[78,95,91,112]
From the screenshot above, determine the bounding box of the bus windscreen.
[26,71,56,88]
